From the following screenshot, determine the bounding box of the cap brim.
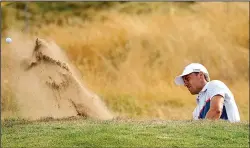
[174,70,193,85]
[175,75,185,85]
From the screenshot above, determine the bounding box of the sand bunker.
[2,35,114,120]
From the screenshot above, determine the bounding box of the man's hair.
[194,72,209,82]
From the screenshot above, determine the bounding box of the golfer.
[175,63,240,122]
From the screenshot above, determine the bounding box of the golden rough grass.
[2,2,249,120]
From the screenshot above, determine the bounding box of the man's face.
[182,72,203,95]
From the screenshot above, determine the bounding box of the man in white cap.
[175,63,240,122]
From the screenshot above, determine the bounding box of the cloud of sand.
[2,31,114,120]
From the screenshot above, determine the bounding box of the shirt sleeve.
[207,81,226,100]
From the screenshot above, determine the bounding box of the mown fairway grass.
[1,118,249,147]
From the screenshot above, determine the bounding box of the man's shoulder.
[205,80,233,99]
[208,80,226,86]
[206,80,229,90]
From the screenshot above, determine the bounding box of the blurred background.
[1,2,249,120]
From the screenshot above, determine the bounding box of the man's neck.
[199,81,208,93]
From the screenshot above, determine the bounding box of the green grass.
[2,118,249,147]
[1,2,195,30]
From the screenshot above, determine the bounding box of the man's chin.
[189,91,197,95]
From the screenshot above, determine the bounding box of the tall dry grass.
[2,2,249,120]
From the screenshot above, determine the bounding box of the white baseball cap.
[175,63,210,85]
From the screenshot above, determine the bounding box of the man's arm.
[205,95,224,120]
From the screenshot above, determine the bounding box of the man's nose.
[183,81,188,87]
[184,83,188,87]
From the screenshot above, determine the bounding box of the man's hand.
[205,95,224,120]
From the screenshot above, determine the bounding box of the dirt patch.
[2,32,114,120]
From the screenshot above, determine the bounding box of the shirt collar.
[199,82,209,94]
[196,82,210,104]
